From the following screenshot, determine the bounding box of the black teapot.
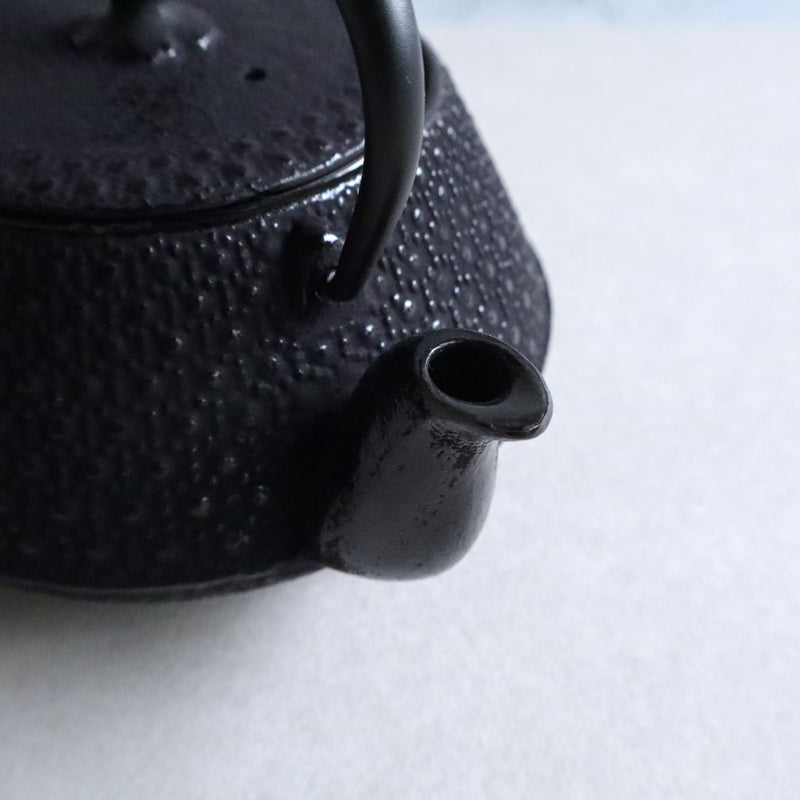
[0,0,552,598]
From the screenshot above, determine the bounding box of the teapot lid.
[0,0,366,221]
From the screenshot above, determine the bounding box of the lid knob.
[69,0,220,61]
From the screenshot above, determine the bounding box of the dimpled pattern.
[0,72,551,595]
[0,0,364,215]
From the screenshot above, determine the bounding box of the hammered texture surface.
[0,73,551,592]
[0,0,364,216]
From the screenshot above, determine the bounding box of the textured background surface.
[2,23,800,799]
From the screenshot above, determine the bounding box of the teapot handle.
[326,0,426,301]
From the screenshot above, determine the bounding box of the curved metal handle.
[327,0,426,301]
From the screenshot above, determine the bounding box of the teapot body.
[0,59,550,597]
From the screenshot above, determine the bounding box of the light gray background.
[416,0,800,21]
[2,19,800,800]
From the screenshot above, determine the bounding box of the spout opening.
[426,340,514,405]
[418,329,552,441]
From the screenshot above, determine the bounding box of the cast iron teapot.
[0,0,552,598]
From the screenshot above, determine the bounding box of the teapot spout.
[309,329,552,580]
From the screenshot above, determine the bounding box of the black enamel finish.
[0,2,553,597]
